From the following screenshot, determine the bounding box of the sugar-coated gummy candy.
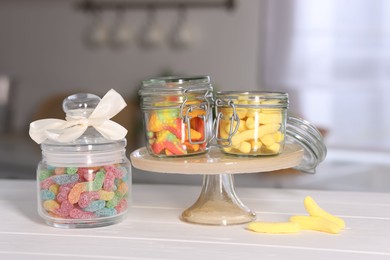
[54,167,65,175]
[49,184,60,195]
[68,182,87,204]
[78,167,95,181]
[40,178,55,189]
[78,191,99,208]
[69,208,95,219]
[106,182,128,208]
[40,190,55,200]
[83,200,106,212]
[39,164,128,222]
[52,174,79,185]
[43,200,60,212]
[95,207,117,217]
[115,199,128,213]
[39,169,52,181]
[56,183,75,203]
[90,171,105,191]
[103,170,115,191]
[146,108,207,156]
[104,165,124,179]
[54,200,74,217]
[66,167,78,175]
[98,190,115,201]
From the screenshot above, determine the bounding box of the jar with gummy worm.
[29,90,131,228]
[139,76,213,157]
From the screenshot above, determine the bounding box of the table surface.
[1,179,390,260]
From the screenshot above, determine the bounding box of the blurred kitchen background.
[1,0,390,191]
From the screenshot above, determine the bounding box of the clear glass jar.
[286,115,327,173]
[139,76,214,157]
[215,91,289,156]
[36,93,131,228]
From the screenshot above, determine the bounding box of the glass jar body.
[139,76,213,157]
[215,92,288,156]
[37,150,131,228]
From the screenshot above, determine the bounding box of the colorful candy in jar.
[145,103,206,156]
[30,89,131,228]
[139,76,213,157]
[38,165,129,220]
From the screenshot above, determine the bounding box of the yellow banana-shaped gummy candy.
[289,215,342,234]
[304,196,345,228]
[247,221,301,234]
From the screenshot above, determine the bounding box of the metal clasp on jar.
[180,89,211,145]
[214,98,240,146]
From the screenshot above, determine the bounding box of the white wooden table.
[0,179,389,259]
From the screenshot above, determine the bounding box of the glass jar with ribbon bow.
[29,89,131,228]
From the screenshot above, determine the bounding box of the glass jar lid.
[140,76,212,93]
[139,76,213,109]
[215,91,289,109]
[286,115,327,173]
[40,93,126,166]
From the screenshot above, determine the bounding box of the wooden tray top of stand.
[130,143,304,175]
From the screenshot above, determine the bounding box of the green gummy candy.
[106,192,121,208]
[92,171,105,191]
[66,167,78,175]
[39,169,52,181]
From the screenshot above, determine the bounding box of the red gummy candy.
[57,183,76,203]
[104,165,124,178]
[40,178,54,189]
[163,118,183,139]
[163,141,185,155]
[54,200,74,217]
[69,208,95,219]
[103,170,115,191]
[78,191,99,208]
[115,199,128,213]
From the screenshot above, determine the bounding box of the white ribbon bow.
[29,89,128,144]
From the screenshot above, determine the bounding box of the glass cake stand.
[130,144,303,226]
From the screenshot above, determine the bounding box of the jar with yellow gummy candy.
[215,91,288,156]
[139,76,213,157]
[29,90,131,228]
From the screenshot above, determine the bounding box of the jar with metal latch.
[139,76,214,157]
[30,89,131,228]
[215,91,289,156]
[215,91,326,172]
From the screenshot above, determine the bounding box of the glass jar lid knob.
[63,93,101,118]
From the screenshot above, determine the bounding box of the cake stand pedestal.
[130,144,303,225]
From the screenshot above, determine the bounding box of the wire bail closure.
[180,89,211,145]
[214,98,240,146]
